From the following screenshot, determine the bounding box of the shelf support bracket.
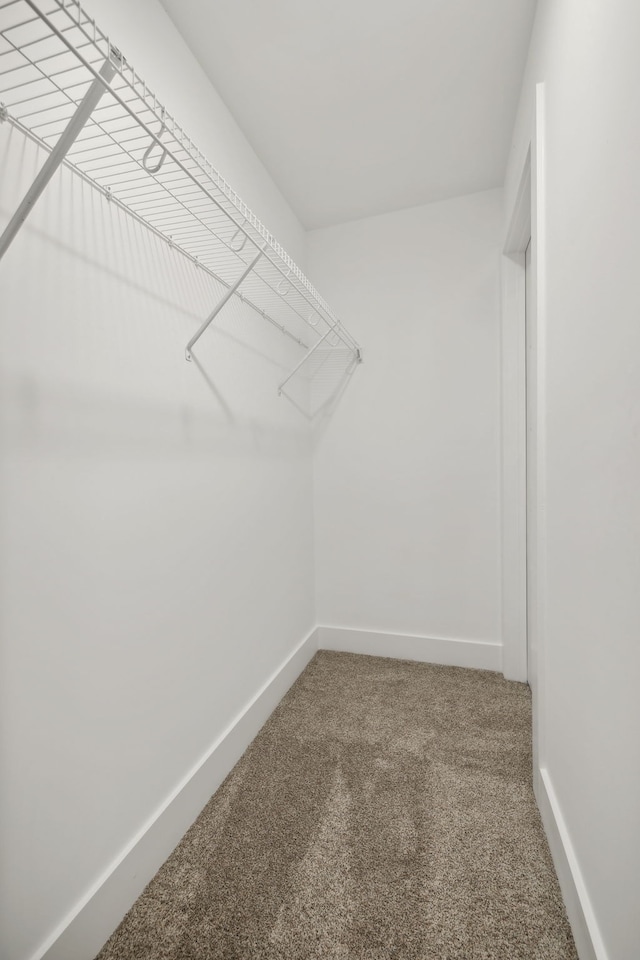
[0,56,117,261]
[185,246,265,361]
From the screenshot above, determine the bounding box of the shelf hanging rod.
[0,53,117,260]
[185,245,266,361]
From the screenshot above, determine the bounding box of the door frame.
[501,83,547,785]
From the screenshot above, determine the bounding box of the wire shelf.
[0,0,362,390]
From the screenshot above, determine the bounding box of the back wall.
[308,189,503,652]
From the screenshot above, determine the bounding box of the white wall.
[505,2,640,958]
[0,2,314,959]
[308,190,503,649]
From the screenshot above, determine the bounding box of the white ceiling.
[158,0,537,229]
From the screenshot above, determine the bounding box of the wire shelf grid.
[0,0,362,388]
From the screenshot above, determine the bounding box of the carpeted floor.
[96,651,577,959]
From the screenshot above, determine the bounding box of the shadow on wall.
[3,372,316,461]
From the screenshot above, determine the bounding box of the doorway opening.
[501,83,547,788]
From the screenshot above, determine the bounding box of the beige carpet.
[96,651,577,959]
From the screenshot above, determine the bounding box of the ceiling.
[158,0,537,230]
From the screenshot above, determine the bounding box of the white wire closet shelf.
[0,0,362,395]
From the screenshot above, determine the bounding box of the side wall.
[308,190,503,659]
[505,2,640,958]
[0,2,315,958]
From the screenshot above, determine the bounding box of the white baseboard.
[34,629,319,960]
[536,767,608,960]
[317,626,502,672]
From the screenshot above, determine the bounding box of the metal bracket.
[0,57,116,261]
[185,246,266,361]
[0,103,8,124]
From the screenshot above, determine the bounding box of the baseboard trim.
[34,628,319,960]
[536,767,608,960]
[317,626,502,672]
